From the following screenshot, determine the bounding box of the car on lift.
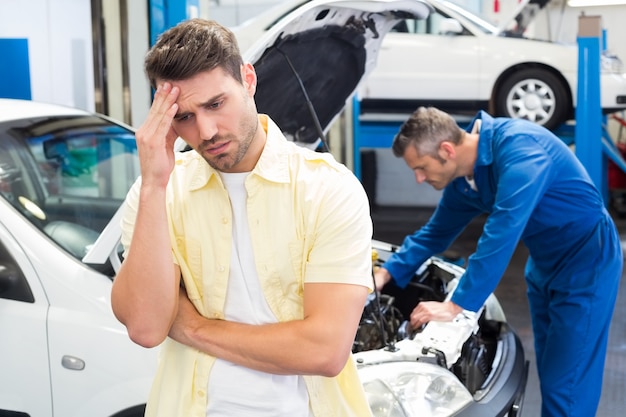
[233,0,626,130]
[0,1,526,416]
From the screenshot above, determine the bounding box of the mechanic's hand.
[373,267,392,291]
[409,300,463,329]
[135,82,180,189]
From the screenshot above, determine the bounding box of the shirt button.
[197,390,205,397]
[219,265,225,272]
[222,217,228,224]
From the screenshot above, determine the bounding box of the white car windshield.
[0,114,139,267]
[438,0,498,34]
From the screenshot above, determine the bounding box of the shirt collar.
[186,114,291,191]
[252,115,292,184]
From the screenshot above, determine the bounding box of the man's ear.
[439,141,456,160]
[242,63,257,94]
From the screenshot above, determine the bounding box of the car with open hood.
[0,1,526,416]
[233,0,626,131]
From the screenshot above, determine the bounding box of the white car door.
[359,11,482,102]
[0,221,52,417]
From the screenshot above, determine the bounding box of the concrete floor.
[371,205,626,417]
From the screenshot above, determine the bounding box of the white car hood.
[244,0,432,146]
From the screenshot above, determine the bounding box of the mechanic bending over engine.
[111,19,374,417]
[374,106,623,417]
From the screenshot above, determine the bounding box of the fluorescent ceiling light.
[568,0,626,6]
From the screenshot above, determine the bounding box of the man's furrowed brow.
[203,92,225,106]
[174,109,192,120]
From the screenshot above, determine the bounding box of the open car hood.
[495,0,551,37]
[243,0,432,147]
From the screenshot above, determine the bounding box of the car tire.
[495,68,570,131]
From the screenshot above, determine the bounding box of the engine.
[352,251,500,395]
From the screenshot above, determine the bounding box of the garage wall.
[208,0,283,26]
[521,3,626,67]
[0,38,32,100]
[0,0,94,111]
[373,149,443,206]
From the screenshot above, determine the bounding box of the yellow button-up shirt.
[121,115,374,417]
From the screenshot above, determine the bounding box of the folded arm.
[111,184,182,348]
[169,282,369,377]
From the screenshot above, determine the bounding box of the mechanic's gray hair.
[144,18,243,88]
[392,107,463,158]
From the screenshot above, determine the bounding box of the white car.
[233,0,626,130]
[0,1,525,416]
[0,99,157,417]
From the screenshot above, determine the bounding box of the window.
[0,115,140,261]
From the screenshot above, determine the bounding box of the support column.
[575,14,604,200]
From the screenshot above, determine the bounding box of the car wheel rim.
[505,78,556,125]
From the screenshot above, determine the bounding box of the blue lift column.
[574,14,605,200]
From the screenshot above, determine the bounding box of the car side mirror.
[0,263,34,303]
[439,18,463,35]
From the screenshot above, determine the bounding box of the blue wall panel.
[149,0,200,46]
[0,38,32,99]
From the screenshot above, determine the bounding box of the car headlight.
[601,52,624,74]
[359,361,473,417]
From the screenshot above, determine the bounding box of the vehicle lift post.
[575,15,626,206]
[575,14,605,200]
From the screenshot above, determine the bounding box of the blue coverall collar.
[467,111,495,168]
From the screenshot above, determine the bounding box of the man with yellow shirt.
[111,18,373,417]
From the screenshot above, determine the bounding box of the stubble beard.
[201,110,259,172]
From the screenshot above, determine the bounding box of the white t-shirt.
[205,172,310,417]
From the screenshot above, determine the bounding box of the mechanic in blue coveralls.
[374,106,623,417]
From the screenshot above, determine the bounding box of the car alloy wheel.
[496,68,570,131]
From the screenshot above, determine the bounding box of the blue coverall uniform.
[383,111,623,417]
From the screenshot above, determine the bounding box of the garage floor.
[371,205,626,417]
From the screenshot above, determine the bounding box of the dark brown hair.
[144,18,243,88]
